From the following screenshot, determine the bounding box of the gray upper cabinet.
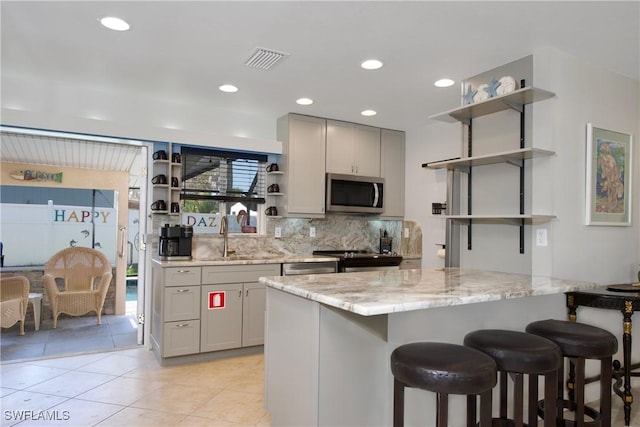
[277,114,327,217]
[380,129,405,218]
[326,120,381,177]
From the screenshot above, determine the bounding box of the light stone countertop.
[259,268,599,316]
[152,255,338,267]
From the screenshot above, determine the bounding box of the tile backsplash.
[151,215,421,260]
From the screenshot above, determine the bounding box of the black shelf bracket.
[467,118,473,250]
[519,103,526,254]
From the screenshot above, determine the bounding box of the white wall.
[533,47,639,283]
[404,122,460,269]
[406,49,640,284]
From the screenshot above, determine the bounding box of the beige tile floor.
[1,346,638,426]
[0,348,269,427]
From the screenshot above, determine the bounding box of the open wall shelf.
[423,147,555,171]
[429,87,555,124]
[445,215,556,225]
[426,80,556,258]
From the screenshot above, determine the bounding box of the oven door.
[338,255,402,272]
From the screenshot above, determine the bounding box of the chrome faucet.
[219,215,234,257]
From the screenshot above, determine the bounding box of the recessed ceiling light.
[361,59,383,70]
[100,16,130,31]
[219,84,238,93]
[296,98,314,106]
[435,78,455,88]
[361,110,377,117]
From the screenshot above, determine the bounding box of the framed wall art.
[586,123,633,226]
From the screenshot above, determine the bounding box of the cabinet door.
[242,282,266,347]
[354,125,381,177]
[163,319,200,357]
[380,129,405,218]
[326,120,356,174]
[281,114,326,216]
[164,285,200,321]
[200,283,243,352]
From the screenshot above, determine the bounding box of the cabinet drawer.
[163,320,200,357]
[164,285,200,321]
[164,267,201,286]
[202,264,281,284]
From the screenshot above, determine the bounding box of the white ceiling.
[1,1,638,176]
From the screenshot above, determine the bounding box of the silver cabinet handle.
[176,289,190,293]
[177,269,190,273]
[238,289,242,298]
[176,323,190,328]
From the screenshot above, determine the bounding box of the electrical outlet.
[275,226,282,238]
[310,227,316,238]
[404,227,410,238]
[536,229,548,247]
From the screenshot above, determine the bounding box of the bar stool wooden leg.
[393,378,404,427]
[479,390,493,427]
[499,371,508,419]
[543,369,558,427]
[528,374,539,427]
[467,395,477,427]
[436,394,448,427]
[513,372,524,427]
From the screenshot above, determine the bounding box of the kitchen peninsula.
[261,268,599,426]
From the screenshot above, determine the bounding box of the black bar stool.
[526,319,618,427]
[464,329,562,427]
[390,342,497,427]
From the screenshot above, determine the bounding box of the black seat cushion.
[526,319,618,358]
[464,329,562,374]
[390,342,497,395]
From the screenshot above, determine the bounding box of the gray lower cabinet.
[201,283,243,352]
[242,282,267,347]
[152,262,280,359]
[151,265,202,358]
[201,264,280,351]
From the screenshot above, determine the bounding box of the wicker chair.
[0,276,30,335]
[43,247,113,329]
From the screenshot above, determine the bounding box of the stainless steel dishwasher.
[282,261,338,276]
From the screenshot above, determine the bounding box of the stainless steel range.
[312,250,403,272]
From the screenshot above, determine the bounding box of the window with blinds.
[180,147,267,203]
[180,147,267,234]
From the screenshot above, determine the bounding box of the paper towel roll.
[436,248,446,259]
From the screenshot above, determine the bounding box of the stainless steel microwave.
[325,173,384,214]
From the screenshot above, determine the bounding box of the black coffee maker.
[159,224,193,260]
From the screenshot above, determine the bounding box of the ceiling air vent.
[244,47,289,70]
